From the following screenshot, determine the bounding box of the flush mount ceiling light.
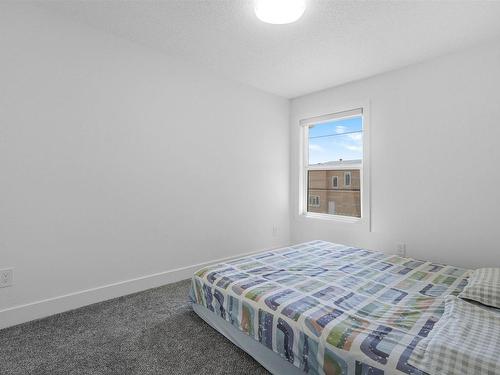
[254,0,306,25]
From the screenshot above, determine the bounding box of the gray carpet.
[0,279,269,375]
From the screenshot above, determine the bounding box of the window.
[331,176,338,188]
[308,195,320,208]
[344,171,351,187]
[301,108,365,219]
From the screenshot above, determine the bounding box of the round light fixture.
[254,0,306,25]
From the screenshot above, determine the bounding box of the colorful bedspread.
[190,241,469,375]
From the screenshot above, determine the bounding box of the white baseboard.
[0,244,287,330]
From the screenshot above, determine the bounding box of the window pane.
[345,172,351,186]
[308,170,361,217]
[308,116,362,165]
[332,176,338,188]
[306,114,363,218]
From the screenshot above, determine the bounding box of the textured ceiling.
[38,0,500,98]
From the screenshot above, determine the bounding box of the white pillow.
[459,267,500,309]
[409,295,500,375]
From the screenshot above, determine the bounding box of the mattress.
[192,303,305,375]
[189,241,469,375]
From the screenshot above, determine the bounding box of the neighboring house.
[307,160,361,217]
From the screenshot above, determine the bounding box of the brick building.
[307,160,361,217]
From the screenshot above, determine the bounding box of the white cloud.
[348,133,362,141]
[309,144,325,152]
[335,125,348,134]
[345,144,362,152]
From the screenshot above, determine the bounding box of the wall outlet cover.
[0,268,13,288]
[396,243,407,257]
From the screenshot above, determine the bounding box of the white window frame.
[308,195,320,208]
[331,176,338,189]
[299,103,371,228]
[344,171,352,187]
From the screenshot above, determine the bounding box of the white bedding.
[409,295,500,375]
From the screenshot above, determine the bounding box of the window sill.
[301,212,362,223]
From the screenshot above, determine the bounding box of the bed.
[189,240,470,374]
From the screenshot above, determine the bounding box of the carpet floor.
[0,279,269,375]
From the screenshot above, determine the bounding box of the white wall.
[290,40,500,269]
[0,3,290,328]
[2,3,499,331]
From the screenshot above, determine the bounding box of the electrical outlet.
[0,268,13,288]
[396,243,407,257]
[272,224,278,237]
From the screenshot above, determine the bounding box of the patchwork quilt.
[190,241,470,375]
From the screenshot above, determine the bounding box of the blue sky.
[308,116,363,165]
